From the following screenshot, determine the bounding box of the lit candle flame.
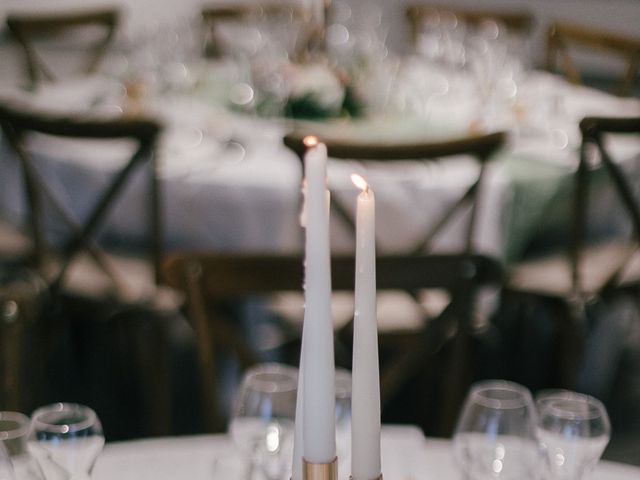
[303,135,319,148]
[351,173,369,193]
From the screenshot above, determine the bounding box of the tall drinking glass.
[536,391,610,480]
[453,380,540,480]
[0,412,43,480]
[29,403,104,480]
[229,363,298,480]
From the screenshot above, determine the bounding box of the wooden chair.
[0,102,179,434]
[6,8,120,88]
[0,102,165,305]
[201,3,316,60]
[546,22,640,97]
[161,252,503,434]
[506,116,640,387]
[287,130,505,434]
[283,130,506,255]
[405,4,534,50]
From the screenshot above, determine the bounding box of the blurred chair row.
[3,3,640,96]
[1,99,639,436]
[0,97,507,435]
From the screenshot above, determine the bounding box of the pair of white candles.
[292,136,381,480]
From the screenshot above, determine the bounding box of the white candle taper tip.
[351,173,369,193]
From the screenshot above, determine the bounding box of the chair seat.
[46,251,181,310]
[507,241,640,298]
[268,290,448,333]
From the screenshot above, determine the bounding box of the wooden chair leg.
[131,311,173,436]
[439,329,473,436]
[0,269,46,411]
[551,298,587,389]
[0,312,24,409]
[185,270,225,432]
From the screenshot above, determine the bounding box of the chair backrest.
[283,130,506,255]
[572,116,640,294]
[201,3,315,60]
[405,4,534,50]
[0,102,163,300]
[546,22,640,96]
[161,251,504,432]
[6,8,120,88]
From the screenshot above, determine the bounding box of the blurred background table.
[0,66,638,262]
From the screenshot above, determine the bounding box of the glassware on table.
[29,403,104,480]
[334,368,352,477]
[229,363,298,480]
[536,390,610,480]
[0,412,44,480]
[453,380,540,480]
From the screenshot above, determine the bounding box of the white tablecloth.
[92,426,640,480]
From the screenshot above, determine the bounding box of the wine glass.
[335,368,352,478]
[0,412,44,480]
[453,380,540,480]
[229,363,298,480]
[536,391,610,480]
[29,403,104,480]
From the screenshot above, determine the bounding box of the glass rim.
[0,411,30,440]
[31,403,99,435]
[242,363,298,393]
[469,379,534,410]
[538,392,609,422]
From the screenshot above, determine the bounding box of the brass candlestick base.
[303,457,337,480]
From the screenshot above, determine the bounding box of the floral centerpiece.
[283,62,364,119]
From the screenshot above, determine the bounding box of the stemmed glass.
[28,403,104,480]
[536,391,610,480]
[229,363,298,480]
[0,412,44,480]
[453,380,540,480]
[334,368,352,477]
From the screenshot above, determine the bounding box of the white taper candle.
[350,174,381,480]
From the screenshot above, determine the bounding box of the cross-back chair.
[0,103,178,433]
[285,130,506,433]
[0,102,164,305]
[161,252,503,434]
[405,4,534,50]
[283,130,506,255]
[506,116,640,387]
[6,8,120,88]
[546,22,640,97]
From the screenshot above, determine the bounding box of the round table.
[92,426,640,480]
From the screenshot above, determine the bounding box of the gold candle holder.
[303,457,338,480]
